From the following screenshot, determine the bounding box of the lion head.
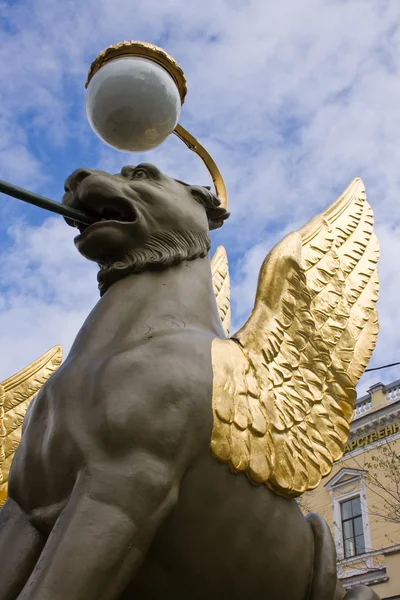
[62,163,229,295]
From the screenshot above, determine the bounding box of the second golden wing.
[0,345,62,506]
[211,245,230,337]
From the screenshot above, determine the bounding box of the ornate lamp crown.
[85,40,187,105]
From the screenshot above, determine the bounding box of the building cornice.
[351,402,400,435]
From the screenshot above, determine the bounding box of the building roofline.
[384,377,400,392]
[355,378,400,405]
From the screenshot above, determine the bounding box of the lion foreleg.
[0,498,44,600]
[17,459,179,600]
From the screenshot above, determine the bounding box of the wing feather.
[211,245,231,336]
[211,178,379,497]
[0,345,62,506]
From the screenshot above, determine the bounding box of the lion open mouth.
[71,197,138,236]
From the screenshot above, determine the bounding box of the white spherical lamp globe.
[85,42,187,152]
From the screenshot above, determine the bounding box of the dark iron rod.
[365,361,400,373]
[0,180,96,225]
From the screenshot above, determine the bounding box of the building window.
[340,496,365,558]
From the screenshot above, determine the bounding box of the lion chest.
[10,330,216,518]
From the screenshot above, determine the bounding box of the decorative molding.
[340,567,387,590]
[382,543,400,556]
[325,468,365,490]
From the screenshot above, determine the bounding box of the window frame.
[325,470,372,562]
[340,495,366,558]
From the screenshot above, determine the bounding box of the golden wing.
[0,345,62,506]
[211,245,230,336]
[211,178,379,497]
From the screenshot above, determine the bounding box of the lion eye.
[132,169,149,179]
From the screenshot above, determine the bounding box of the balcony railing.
[353,398,372,419]
[385,383,400,404]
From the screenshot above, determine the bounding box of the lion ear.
[190,185,221,208]
[189,185,230,230]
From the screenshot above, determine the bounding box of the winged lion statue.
[0,163,380,599]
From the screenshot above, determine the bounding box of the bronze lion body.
[0,165,378,600]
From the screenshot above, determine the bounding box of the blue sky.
[1,0,400,395]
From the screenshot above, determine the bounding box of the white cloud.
[0,217,98,378]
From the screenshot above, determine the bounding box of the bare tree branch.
[351,438,400,524]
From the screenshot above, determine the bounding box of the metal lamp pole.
[0,180,95,225]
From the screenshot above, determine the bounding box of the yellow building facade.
[301,379,400,598]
